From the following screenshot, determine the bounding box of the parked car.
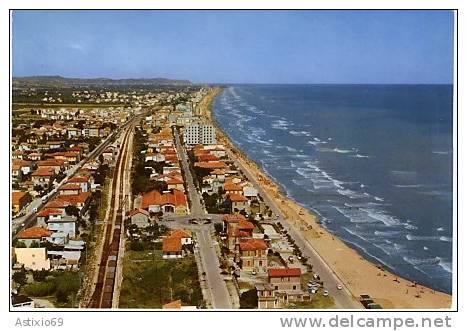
[313,273,320,280]
[337,284,343,290]
[323,290,329,297]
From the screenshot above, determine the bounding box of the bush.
[32,270,49,282]
[23,281,56,297]
[130,241,145,251]
[12,270,27,286]
[240,289,258,309]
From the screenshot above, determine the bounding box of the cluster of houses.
[134,120,190,216]
[11,105,136,216]
[189,143,266,216]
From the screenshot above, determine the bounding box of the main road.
[224,148,362,309]
[173,127,232,309]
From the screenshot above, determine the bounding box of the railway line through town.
[87,119,135,308]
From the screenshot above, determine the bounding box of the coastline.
[202,87,452,309]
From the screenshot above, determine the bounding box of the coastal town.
[11,79,451,310]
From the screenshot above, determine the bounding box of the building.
[256,284,278,309]
[31,167,54,187]
[228,193,249,213]
[58,183,81,196]
[11,191,30,214]
[141,189,188,215]
[183,123,216,146]
[223,214,255,251]
[68,175,90,192]
[14,247,51,271]
[128,209,150,228]
[162,237,183,259]
[46,216,78,238]
[238,238,268,273]
[16,227,52,247]
[268,268,302,293]
[169,229,193,245]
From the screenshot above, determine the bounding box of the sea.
[212,84,453,294]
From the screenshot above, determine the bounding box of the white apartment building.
[184,123,216,146]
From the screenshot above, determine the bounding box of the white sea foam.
[394,184,422,188]
[432,150,452,155]
[438,257,453,273]
[437,227,445,232]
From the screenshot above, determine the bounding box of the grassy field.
[285,295,335,309]
[119,249,203,309]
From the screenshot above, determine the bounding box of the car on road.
[323,290,329,297]
[337,284,343,290]
[32,207,38,213]
[189,219,198,224]
[203,220,212,224]
[313,273,320,280]
[288,256,294,263]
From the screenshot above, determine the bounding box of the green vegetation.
[21,271,81,307]
[285,295,335,309]
[239,288,258,309]
[119,250,203,309]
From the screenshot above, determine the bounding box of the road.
[173,127,205,216]
[172,126,232,309]
[225,148,362,309]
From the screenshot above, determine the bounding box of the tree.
[32,269,49,282]
[12,269,27,287]
[214,223,223,235]
[240,289,258,309]
[65,205,80,218]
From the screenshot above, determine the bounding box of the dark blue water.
[212,85,453,293]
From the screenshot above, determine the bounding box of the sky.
[12,10,454,84]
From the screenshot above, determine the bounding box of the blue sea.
[212,84,453,293]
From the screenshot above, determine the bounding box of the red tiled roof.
[68,175,89,183]
[17,227,52,239]
[59,183,81,191]
[162,299,182,309]
[268,268,301,278]
[162,237,182,252]
[141,189,187,209]
[37,208,62,217]
[12,191,29,205]
[194,161,227,169]
[222,214,247,223]
[239,239,268,251]
[32,167,54,177]
[228,193,248,202]
[169,229,192,239]
[224,182,243,192]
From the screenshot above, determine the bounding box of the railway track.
[87,122,134,308]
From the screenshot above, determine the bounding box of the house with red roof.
[268,268,302,293]
[31,167,54,187]
[238,238,268,273]
[68,175,90,192]
[222,214,255,250]
[228,193,249,213]
[58,183,81,196]
[16,227,53,247]
[141,189,188,215]
[162,237,183,259]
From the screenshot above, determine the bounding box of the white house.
[14,247,51,271]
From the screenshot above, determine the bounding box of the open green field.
[119,249,203,309]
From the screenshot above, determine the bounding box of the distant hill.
[13,75,192,87]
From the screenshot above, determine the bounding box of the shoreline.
[203,87,452,309]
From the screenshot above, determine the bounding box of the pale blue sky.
[12,10,454,84]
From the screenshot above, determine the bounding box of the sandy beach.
[201,87,452,309]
